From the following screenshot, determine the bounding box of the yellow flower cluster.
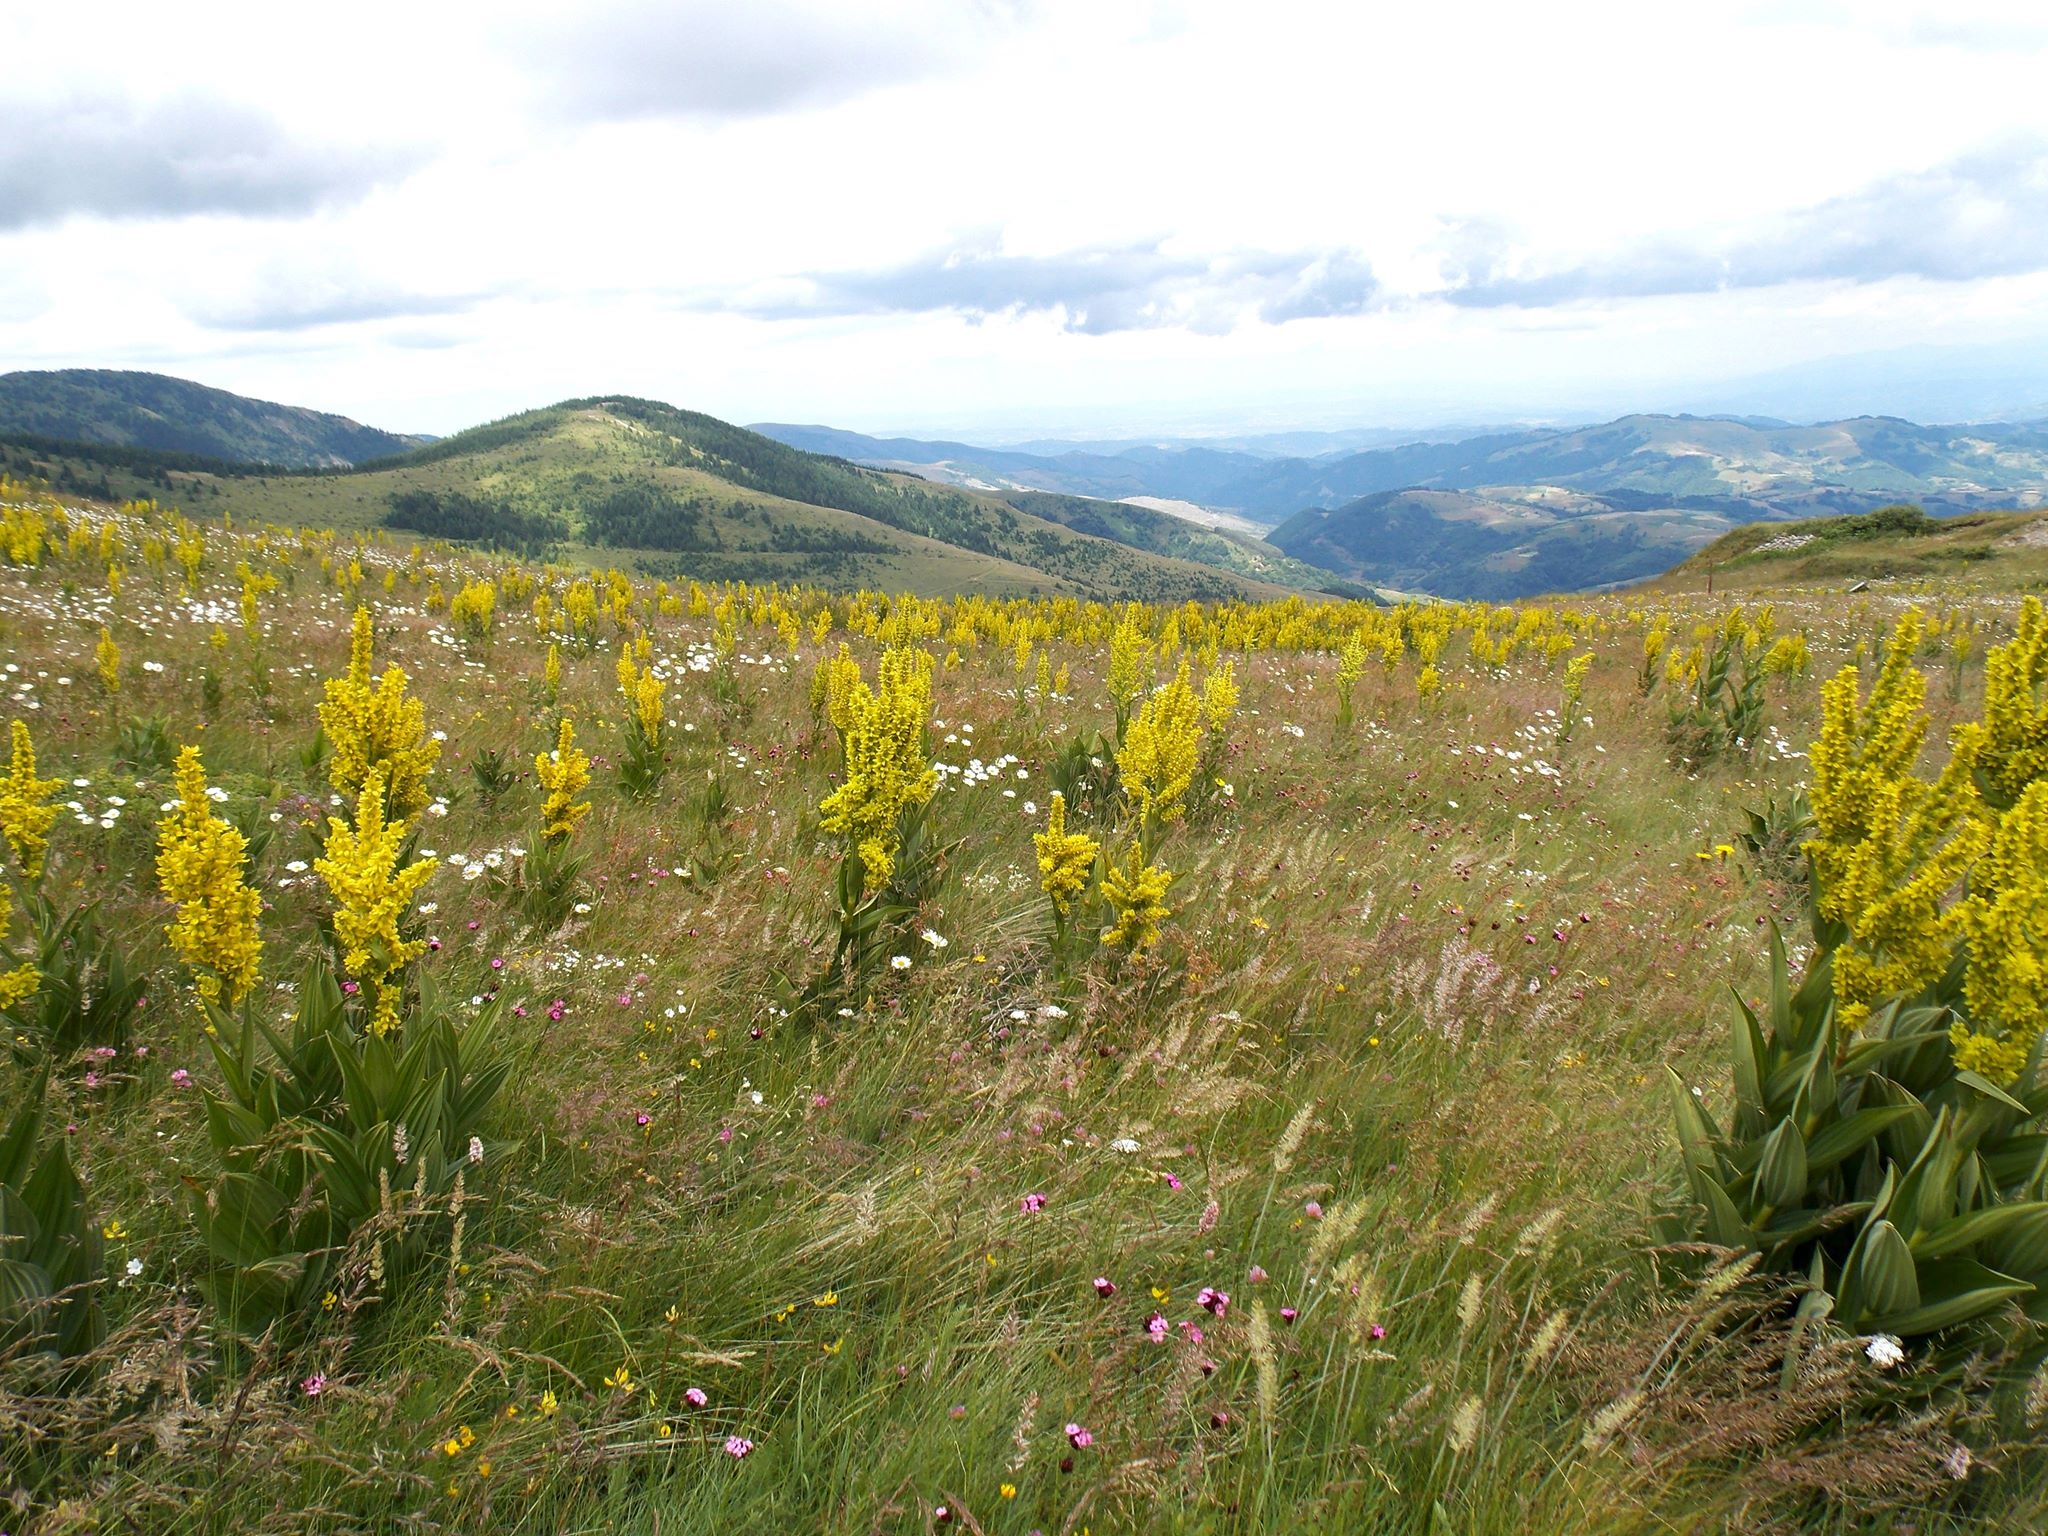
[1201,660,1238,734]
[1957,782,2048,1083]
[1119,660,1202,835]
[1807,612,1985,1028]
[1102,844,1173,950]
[812,642,863,731]
[817,646,936,890]
[449,579,497,641]
[535,716,591,843]
[616,648,666,744]
[154,746,262,1007]
[0,883,39,1009]
[1033,792,1099,918]
[0,719,61,880]
[315,765,437,1038]
[1972,596,2048,812]
[96,627,120,694]
[319,607,440,819]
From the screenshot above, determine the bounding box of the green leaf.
[1755,1117,1808,1210]
[1867,1259,2033,1338]
[1843,1219,1919,1321]
[1912,1201,2048,1263]
[1806,1106,1916,1175]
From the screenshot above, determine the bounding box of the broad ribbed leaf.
[1755,1118,1808,1210]
[1869,1259,2032,1337]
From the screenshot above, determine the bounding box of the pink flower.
[1197,1287,1230,1318]
[1280,1306,1298,1323]
[1163,1172,1183,1192]
[1369,1323,1386,1341]
[1179,1321,1206,1345]
[1019,1192,1047,1214]
[1248,1265,1267,1284]
[82,1072,100,1089]
[811,1093,829,1108]
[1303,1201,1322,1219]
[685,1387,708,1407]
[1145,1313,1169,1341]
[93,1046,117,1060]
[169,1068,191,1087]
[723,1434,754,1459]
[718,1126,734,1144]
[1065,1422,1093,1448]
[636,1112,651,1127]
[1093,1276,1116,1297]
[618,992,635,1008]
[301,1374,326,1396]
[341,979,360,995]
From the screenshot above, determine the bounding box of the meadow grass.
[2,494,2045,1533]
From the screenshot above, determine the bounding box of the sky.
[3,0,2046,439]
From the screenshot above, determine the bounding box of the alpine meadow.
[9,2,2048,1532]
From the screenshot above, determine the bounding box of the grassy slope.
[7,487,2048,1531]
[1000,489,1361,594]
[0,403,1303,603]
[1663,506,2048,592]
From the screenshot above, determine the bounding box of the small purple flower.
[636,1112,651,1128]
[1163,1172,1183,1192]
[93,1046,117,1060]
[301,1374,326,1397]
[490,957,504,970]
[718,1126,734,1144]
[1248,1265,1267,1284]
[1197,1287,1230,1318]
[1280,1306,1298,1324]
[169,1068,191,1087]
[1065,1422,1093,1448]
[1093,1276,1116,1297]
[723,1434,754,1459]
[1019,1192,1046,1214]
[1179,1321,1206,1345]
[1146,1313,1169,1341]
[685,1386,708,1407]
[1369,1323,1386,1341]
[1303,1201,1322,1219]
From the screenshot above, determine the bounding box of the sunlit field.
[4,480,2047,1534]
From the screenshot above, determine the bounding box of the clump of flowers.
[615,643,668,795]
[319,606,440,819]
[1034,791,1100,939]
[535,716,591,843]
[1102,843,1173,951]
[0,882,39,1008]
[155,745,262,1007]
[1118,659,1201,842]
[0,719,61,880]
[818,646,936,890]
[315,764,437,1037]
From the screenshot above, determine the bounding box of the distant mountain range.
[0,368,426,467]
[754,414,2048,526]
[5,368,2045,600]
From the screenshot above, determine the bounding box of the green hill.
[0,396,1305,603]
[1663,502,2048,591]
[0,368,424,467]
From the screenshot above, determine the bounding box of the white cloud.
[1,0,2045,434]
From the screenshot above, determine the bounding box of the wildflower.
[468,1136,484,1165]
[535,716,591,843]
[125,1257,143,1277]
[1197,1287,1230,1318]
[538,1389,559,1417]
[723,1434,754,1459]
[0,719,62,879]
[1279,1307,1298,1323]
[155,746,263,1006]
[1093,1276,1117,1297]
[1000,1482,1017,1499]
[603,1364,636,1394]
[1101,844,1173,950]
[1034,792,1100,919]
[817,646,936,889]
[302,1374,326,1397]
[889,953,912,972]
[1865,1334,1906,1369]
[318,607,440,818]
[684,1386,708,1407]
[1065,1422,1093,1448]
[315,765,436,1037]
[813,1290,839,1307]
[1146,1313,1169,1341]
[920,927,948,948]
[1118,659,1202,835]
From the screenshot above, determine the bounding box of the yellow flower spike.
[817,646,937,891]
[1034,793,1099,919]
[155,746,263,1007]
[1102,843,1174,951]
[317,607,440,819]
[534,716,591,843]
[314,765,436,1038]
[0,720,62,881]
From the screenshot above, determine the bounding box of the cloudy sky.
[4,0,2046,438]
